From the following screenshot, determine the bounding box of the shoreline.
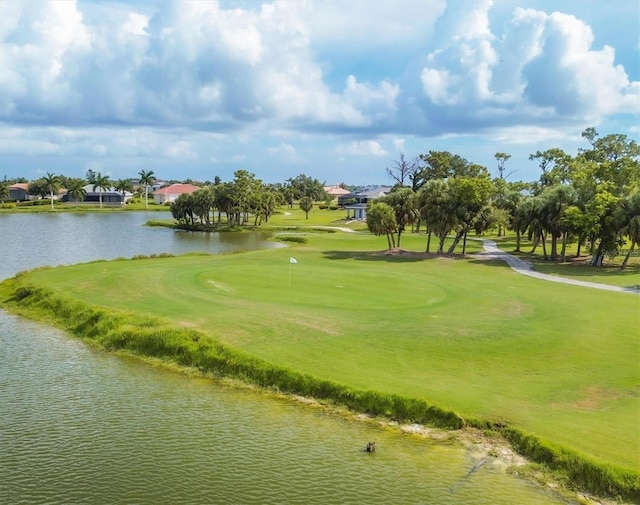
[1,275,636,504]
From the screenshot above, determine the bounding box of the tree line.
[367,128,640,268]
[170,171,328,226]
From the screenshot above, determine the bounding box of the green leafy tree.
[28,179,49,199]
[571,129,640,266]
[114,179,133,205]
[418,179,458,254]
[92,172,111,209]
[287,174,327,201]
[192,187,215,225]
[539,184,576,261]
[66,178,87,206]
[299,196,313,219]
[379,187,418,248]
[529,148,571,189]
[171,193,195,225]
[616,191,640,270]
[446,175,493,254]
[366,201,397,250]
[138,170,156,209]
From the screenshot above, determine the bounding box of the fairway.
[15,231,640,475]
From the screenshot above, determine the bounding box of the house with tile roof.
[153,183,201,205]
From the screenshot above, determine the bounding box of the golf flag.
[289,257,297,264]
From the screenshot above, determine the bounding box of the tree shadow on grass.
[322,249,469,263]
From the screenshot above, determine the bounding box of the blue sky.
[0,0,638,185]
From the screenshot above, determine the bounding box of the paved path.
[477,240,640,295]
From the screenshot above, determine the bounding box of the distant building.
[339,186,392,220]
[323,185,351,198]
[153,183,200,205]
[63,184,133,205]
[8,183,30,201]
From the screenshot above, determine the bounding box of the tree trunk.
[550,234,558,260]
[560,234,567,263]
[447,230,464,254]
[589,241,605,266]
[530,234,540,254]
[576,237,582,258]
[620,243,635,270]
[425,231,432,253]
[462,232,468,255]
[515,229,521,252]
[541,232,548,260]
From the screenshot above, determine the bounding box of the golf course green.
[2,228,638,500]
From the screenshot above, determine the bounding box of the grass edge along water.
[1,273,639,503]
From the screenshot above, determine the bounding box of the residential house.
[63,184,133,205]
[8,183,30,201]
[339,186,392,220]
[323,185,351,200]
[153,183,200,205]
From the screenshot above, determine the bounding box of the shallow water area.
[0,212,573,504]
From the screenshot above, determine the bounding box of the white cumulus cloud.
[338,141,387,156]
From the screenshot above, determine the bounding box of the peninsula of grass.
[2,230,638,500]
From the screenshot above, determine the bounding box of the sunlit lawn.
[22,230,640,473]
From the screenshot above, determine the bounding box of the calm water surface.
[0,212,571,504]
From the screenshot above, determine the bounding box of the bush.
[277,235,308,244]
[0,202,16,209]
[330,205,339,210]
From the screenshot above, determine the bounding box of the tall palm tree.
[92,172,111,209]
[66,178,87,207]
[114,179,133,206]
[138,170,156,209]
[42,172,60,210]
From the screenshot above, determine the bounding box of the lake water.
[0,212,570,504]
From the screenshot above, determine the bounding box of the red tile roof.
[153,183,200,195]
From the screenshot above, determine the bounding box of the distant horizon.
[1,1,638,185]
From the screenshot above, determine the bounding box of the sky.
[0,0,638,186]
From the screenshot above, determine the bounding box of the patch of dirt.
[285,316,339,336]
[565,386,630,411]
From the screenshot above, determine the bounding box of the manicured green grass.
[17,230,640,475]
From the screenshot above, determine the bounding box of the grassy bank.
[1,231,638,500]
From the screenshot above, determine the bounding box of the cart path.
[477,240,640,295]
